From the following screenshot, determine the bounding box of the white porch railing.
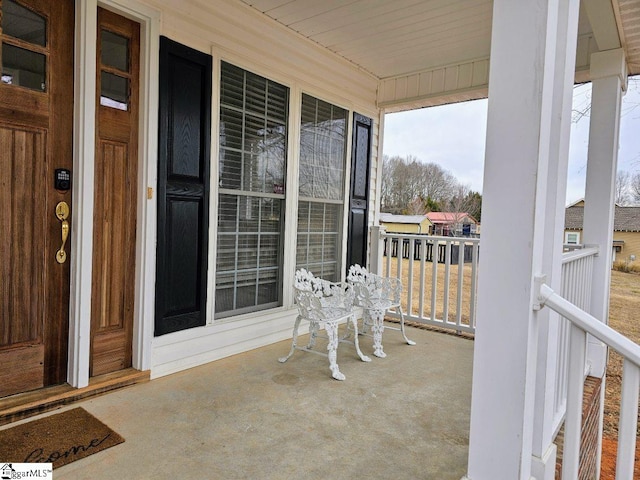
[552,246,599,435]
[371,230,480,335]
[537,278,640,480]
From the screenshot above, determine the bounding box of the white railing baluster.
[456,239,465,330]
[431,239,439,323]
[384,237,391,277]
[616,359,640,480]
[396,236,403,289]
[419,238,426,318]
[443,241,451,323]
[469,242,478,329]
[562,324,587,480]
[407,237,415,316]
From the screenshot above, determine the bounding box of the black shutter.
[155,37,212,336]
[347,113,372,270]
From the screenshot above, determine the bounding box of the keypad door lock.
[55,168,71,191]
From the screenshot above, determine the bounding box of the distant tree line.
[381,154,482,221]
[615,170,640,206]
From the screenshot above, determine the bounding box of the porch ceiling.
[240,0,640,81]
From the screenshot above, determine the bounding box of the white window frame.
[565,231,580,244]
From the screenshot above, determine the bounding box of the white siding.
[145,0,378,115]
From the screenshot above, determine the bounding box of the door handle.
[55,201,70,264]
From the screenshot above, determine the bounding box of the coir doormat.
[0,407,124,468]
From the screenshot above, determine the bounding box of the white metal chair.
[279,269,371,380]
[347,264,416,358]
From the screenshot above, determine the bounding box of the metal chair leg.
[348,314,371,363]
[278,316,302,363]
[398,307,416,346]
[370,309,386,358]
[325,322,345,381]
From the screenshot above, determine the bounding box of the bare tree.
[631,172,640,204]
[616,170,631,206]
[572,76,639,124]
[380,154,460,214]
[406,197,427,215]
[444,184,482,230]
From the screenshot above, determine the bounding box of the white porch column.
[582,49,627,378]
[465,1,579,479]
[530,1,581,478]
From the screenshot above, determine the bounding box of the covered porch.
[48,325,472,479]
[2,0,640,478]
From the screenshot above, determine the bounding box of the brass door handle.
[55,201,70,264]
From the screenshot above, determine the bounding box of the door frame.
[68,0,159,387]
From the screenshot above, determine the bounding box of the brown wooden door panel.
[0,0,74,398]
[0,346,45,397]
[0,126,46,347]
[90,7,139,377]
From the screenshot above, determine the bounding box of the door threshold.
[0,368,149,426]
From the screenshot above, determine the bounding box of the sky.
[383,76,640,206]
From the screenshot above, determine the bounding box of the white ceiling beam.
[583,0,622,51]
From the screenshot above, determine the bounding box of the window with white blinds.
[296,94,348,282]
[215,62,289,318]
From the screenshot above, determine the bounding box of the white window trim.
[564,231,581,244]
[69,0,159,387]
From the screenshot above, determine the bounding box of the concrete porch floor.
[18,325,472,479]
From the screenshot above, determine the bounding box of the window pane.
[219,63,288,194]
[100,71,128,110]
[101,30,129,72]
[296,200,342,282]
[1,43,45,91]
[216,194,284,317]
[220,62,244,109]
[296,95,347,281]
[216,62,289,318]
[2,0,46,46]
[299,94,347,200]
[219,148,242,190]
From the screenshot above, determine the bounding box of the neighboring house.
[379,213,432,234]
[565,201,640,262]
[426,212,479,237]
[1,1,638,480]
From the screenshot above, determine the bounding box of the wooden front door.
[0,0,74,398]
[90,8,139,376]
